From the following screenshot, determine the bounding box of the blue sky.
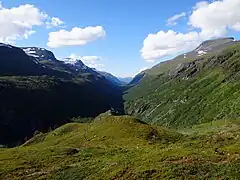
[2,0,240,77]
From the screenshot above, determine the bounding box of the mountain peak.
[62,58,90,71]
[97,71,127,85]
[195,37,236,52]
[63,57,81,64]
[22,47,57,61]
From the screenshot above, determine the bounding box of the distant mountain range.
[22,46,133,85]
[118,77,133,84]
[96,71,133,85]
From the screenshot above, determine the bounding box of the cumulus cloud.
[46,17,64,29]
[141,0,240,62]
[0,3,48,43]
[167,12,186,26]
[68,54,104,70]
[189,0,240,39]
[141,30,200,61]
[47,26,106,48]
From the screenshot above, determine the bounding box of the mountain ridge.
[97,70,129,85]
[0,44,124,146]
[124,38,240,128]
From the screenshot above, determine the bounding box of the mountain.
[0,44,75,79]
[22,47,58,61]
[0,44,50,76]
[0,76,123,146]
[0,44,124,146]
[124,38,240,128]
[94,71,133,85]
[146,37,238,76]
[118,77,133,84]
[97,71,126,85]
[63,58,87,66]
[129,71,146,85]
[21,47,131,85]
[1,38,240,179]
[21,47,96,76]
[127,38,236,85]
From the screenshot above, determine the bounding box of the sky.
[1,0,240,77]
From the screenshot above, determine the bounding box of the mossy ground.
[0,114,240,179]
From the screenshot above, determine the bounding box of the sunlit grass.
[1,114,240,179]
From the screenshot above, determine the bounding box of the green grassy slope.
[0,115,240,179]
[146,37,238,76]
[124,44,240,128]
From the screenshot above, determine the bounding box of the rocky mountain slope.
[0,44,63,77]
[22,47,58,61]
[124,38,240,128]
[22,47,100,76]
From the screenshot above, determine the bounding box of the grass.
[124,43,240,128]
[0,114,240,179]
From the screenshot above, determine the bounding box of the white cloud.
[167,12,186,26]
[68,54,104,70]
[46,17,64,29]
[232,22,240,31]
[189,0,240,39]
[0,3,48,43]
[47,26,106,48]
[141,0,240,62]
[141,30,200,61]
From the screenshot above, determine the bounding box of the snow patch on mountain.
[23,48,40,58]
[197,50,207,56]
[62,58,89,70]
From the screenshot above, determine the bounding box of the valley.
[0,37,240,179]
